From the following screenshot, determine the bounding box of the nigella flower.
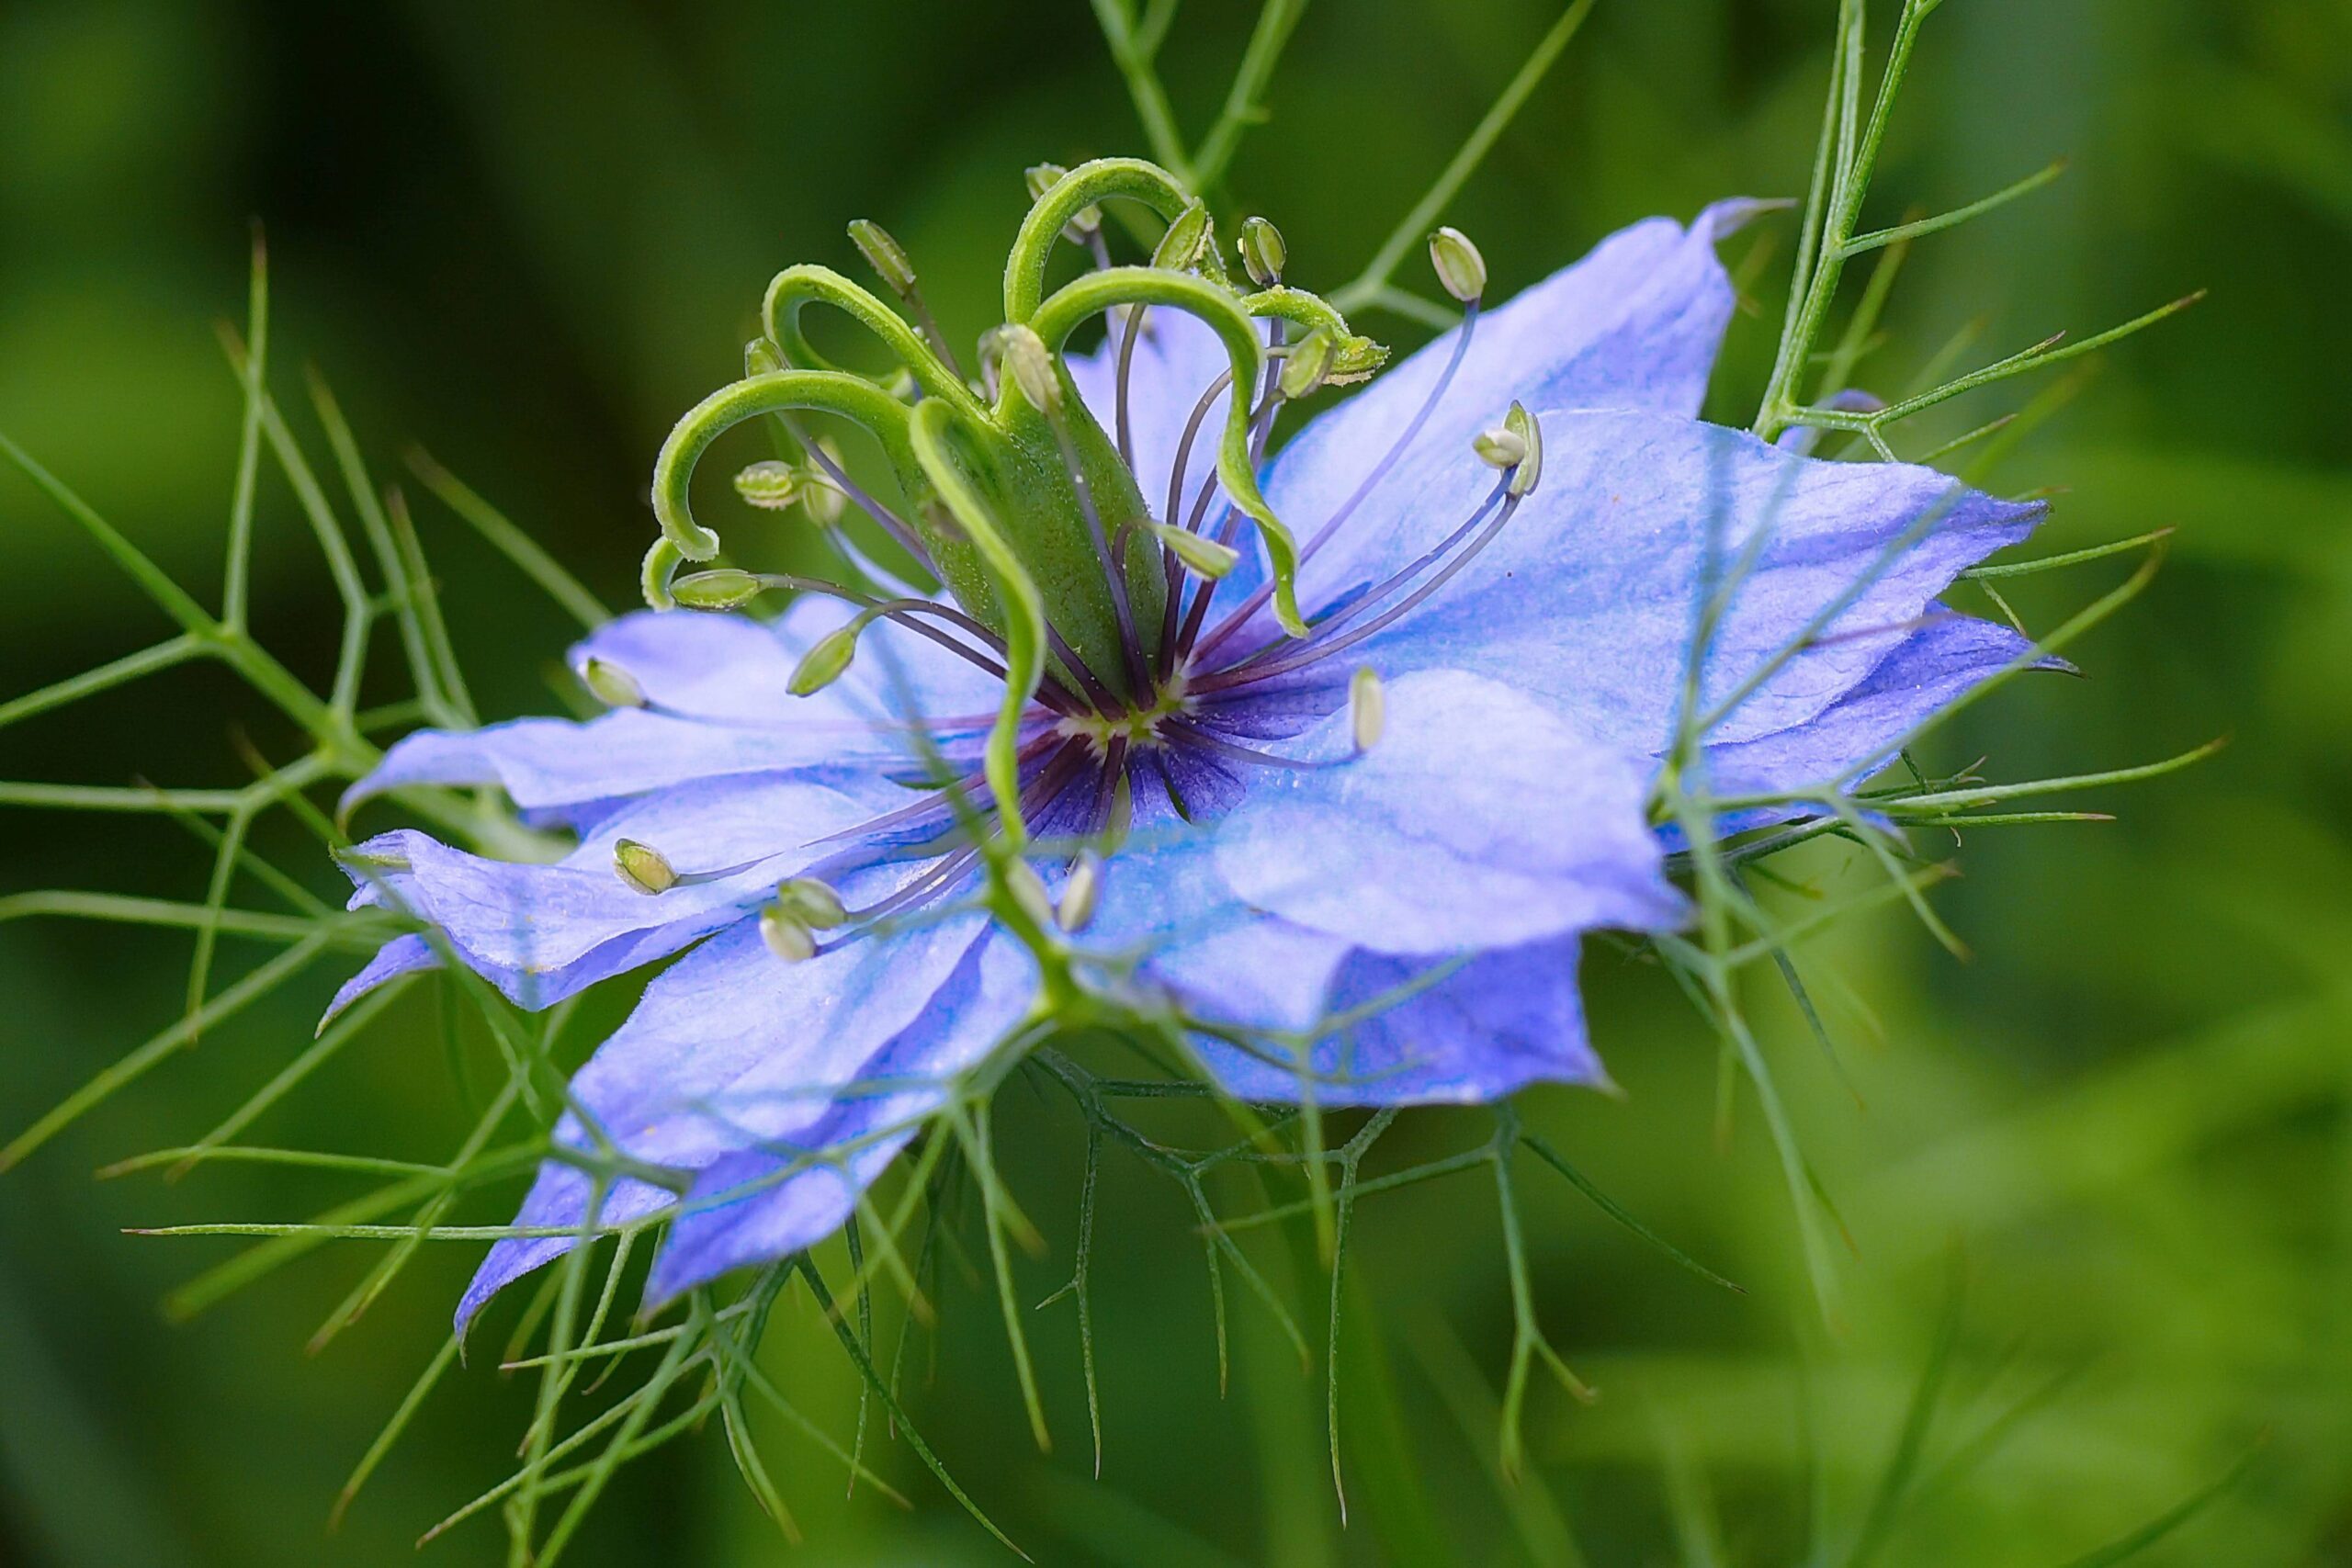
[334,161,2040,1330]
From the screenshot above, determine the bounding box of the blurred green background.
[3,0,2348,1562]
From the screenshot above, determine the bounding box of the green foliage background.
[2,1,2346,1562]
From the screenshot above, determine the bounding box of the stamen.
[776,875,850,928]
[1349,666,1385,752]
[776,411,937,575]
[1213,479,1506,673]
[1057,849,1102,932]
[1200,486,1525,690]
[760,902,818,962]
[847,219,967,380]
[574,655,646,710]
[612,838,678,896]
[1187,298,1484,665]
[670,568,1087,716]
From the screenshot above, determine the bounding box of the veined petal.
[1283,410,2041,756]
[1215,669,1682,955]
[1700,613,2049,800]
[645,932,1037,1303]
[1255,200,1758,593]
[1076,801,1353,1035]
[341,771,899,1010]
[572,599,1003,727]
[345,599,1002,823]
[1198,933,1606,1106]
[456,908,1004,1331]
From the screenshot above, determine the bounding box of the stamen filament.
[1190,300,1481,663]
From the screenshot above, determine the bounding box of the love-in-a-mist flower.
[334,160,2041,1328]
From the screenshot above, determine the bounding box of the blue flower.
[337,196,2040,1329]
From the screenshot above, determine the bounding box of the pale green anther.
[1104,772,1133,852]
[1026,163,1101,238]
[1152,203,1211,272]
[1279,327,1336,400]
[777,875,849,930]
[1147,520,1239,580]
[1502,401,1544,498]
[788,622,862,696]
[1429,225,1487,304]
[744,336,786,377]
[846,219,918,296]
[974,325,1009,399]
[1057,850,1102,933]
[1238,217,1286,288]
[1004,860,1055,931]
[732,458,802,510]
[1474,425,1528,468]
[759,902,818,962]
[1350,666,1385,753]
[999,323,1062,414]
[613,838,678,896]
[672,568,763,610]
[575,654,647,709]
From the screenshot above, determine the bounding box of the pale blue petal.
[346,599,1002,822]
[1075,798,1352,1035]
[455,908,1001,1330]
[1198,934,1604,1106]
[1250,200,1757,591]
[1237,411,2041,758]
[342,770,899,1010]
[1068,306,1238,527]
[1215,669,1682,955]
[318,932,438,1027]
[1701,613,2046,798]
[645,932,1037,1302]
[572,600,1004,728]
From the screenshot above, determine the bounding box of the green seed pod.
[1026,162,1101,237]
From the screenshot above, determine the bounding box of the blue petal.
[1244,410,2041,760]
[1251,201,1757,586]
[644,932,1037,1303]
[319,932,438,1027]
[345,599,1001,822]
[1076,796,1353,1034]
[1198,934,1605,1106]
[1214,669,1682,955]
[455,908,1002,1331]
[342,770,901,1010]
[573,601,1003,727]
[1701,613,2046,799]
